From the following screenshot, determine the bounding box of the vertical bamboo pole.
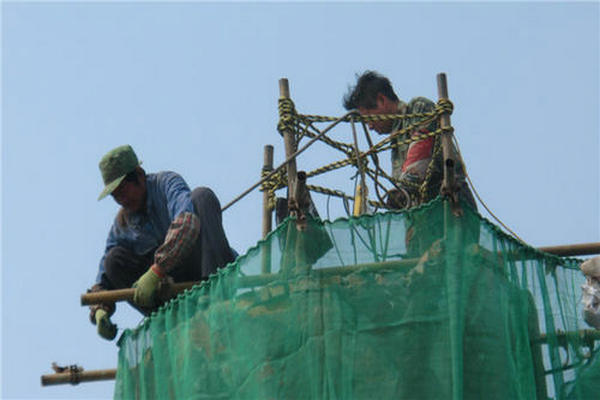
[437,73,463,400]
[261,145,274,274]
[262,145,274,237]
[436,73,457,199]
[279,78,298,203]
[350,116,368,215]
[279,78,298,275]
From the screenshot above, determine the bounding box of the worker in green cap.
[88,144,236,340]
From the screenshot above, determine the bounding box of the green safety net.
[114,197,598,399]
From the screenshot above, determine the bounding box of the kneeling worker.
[88,145,236,340]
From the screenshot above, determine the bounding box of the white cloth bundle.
[581,257,600,329]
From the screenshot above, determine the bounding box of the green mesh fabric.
[114,197,598,399]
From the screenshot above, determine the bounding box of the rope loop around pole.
[260,168,287,210]
[297,101,451,124]
[226,94,457,215]
[277,98,297,137]
[436,98,454,116]
[268,106,454,212]
[68,365,82,385]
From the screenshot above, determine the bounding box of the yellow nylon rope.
[267,98,453,211]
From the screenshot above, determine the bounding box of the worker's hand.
[385,188,409,209]
[132,266,162,308]
[95,309,118,340]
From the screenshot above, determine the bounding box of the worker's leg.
[103,246,153,289]
[101,246,155,315]
[174,187,236,281]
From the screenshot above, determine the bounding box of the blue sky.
[2,2,598,398]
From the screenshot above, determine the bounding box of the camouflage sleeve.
[153,212,200,274]
[400,97,438,196]
[388,97,440,206]
[406,97,436,133]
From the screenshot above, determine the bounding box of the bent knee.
[104,247,128,278]
[191,187,221,212]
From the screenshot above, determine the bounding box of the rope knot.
[437,99,454,115]
[440,126,454,135]
[260,168,287,210]
[277,98,297,137]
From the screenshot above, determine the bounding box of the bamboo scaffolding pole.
[81,282,197,306]
[279,78,298,209]
[470,242,600,268]
[81,242,599,306]
[81,257,420,305]
[437,73,464,400]
[350,116,368,215]
[436,73,458,203]
[261,145,274,274]
[41,328,600,386]
[538,242,600,257]
[534,329,600,346]
[41,369,116,386]
[262,145,274,238]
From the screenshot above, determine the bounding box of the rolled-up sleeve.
[151,172,200,273]
[153,212,200,274]
[397,97,438,200]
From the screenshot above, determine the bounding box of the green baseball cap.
[98,145,142,200]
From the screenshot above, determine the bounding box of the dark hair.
[116,167,146,227]
[122,168,141,184]
[343,71,399,110]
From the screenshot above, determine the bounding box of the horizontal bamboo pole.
[41,369,116,386]
[242,257,420,287]
[82,258,420,305]
[42,328,599,387]
[81,282,198,306]
[81,242,600,306]
[538,242,600,257]
[534,329,600,346]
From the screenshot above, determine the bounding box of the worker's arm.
[88,222,122,337]
[133,172,200,307]
[151,171,201,275]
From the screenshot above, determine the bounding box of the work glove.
[132,266,162,308]
[95,309,118,340]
